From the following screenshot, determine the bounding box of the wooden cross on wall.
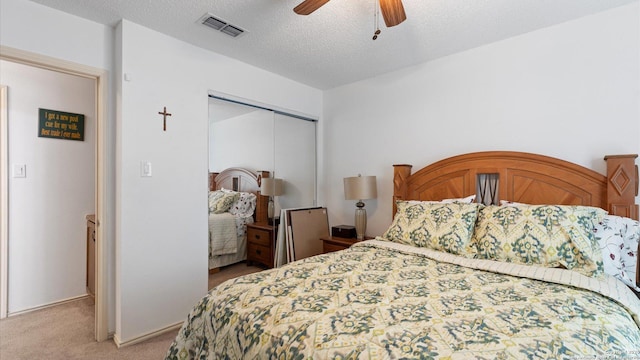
[158,106,172,131]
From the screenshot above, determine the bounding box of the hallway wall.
[1,60,96,313]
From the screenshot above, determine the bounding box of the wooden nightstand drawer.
[323,241,349,254]
[246,222,276,268]
[320,236,373,254]
[247,243,272,267]
[248,228,271,247]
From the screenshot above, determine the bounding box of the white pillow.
[227,191,256,217]
[442,194,476,204]
[594,215,640,291]
[404,195,476,205]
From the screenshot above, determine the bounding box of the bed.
[207,168,270,270]
[170,152,640,359]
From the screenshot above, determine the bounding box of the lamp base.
[267,197,274,224]
[355,206,367,240]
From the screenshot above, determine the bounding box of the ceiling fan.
[294,0,407,28]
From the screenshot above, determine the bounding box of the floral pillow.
[209,190,239,214]
[594,215,640,290]
[470,204,607,277]
[208,191,225,213]
[228,191,257,217]
[382,201,481,255]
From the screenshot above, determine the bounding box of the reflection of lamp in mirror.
[261,178,283,225]
[344,175,377,240]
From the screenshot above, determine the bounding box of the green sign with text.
[38,108,85,141]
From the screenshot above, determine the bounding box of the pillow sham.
[228,191,257,217]
[382,201,481,255]
[499,200,522,206]
[594,215,640,290]
[405,195,477,206]
[620,219,640,289]
[208,190,225,213]
[470,204,607,277]
[442,194,476,204]
[209,191,239,214]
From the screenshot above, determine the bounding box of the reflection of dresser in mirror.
[86,214,96,296]
[246,222,277,268]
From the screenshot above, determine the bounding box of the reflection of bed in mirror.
[207,168,269,271]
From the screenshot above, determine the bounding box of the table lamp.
[261,178,283,225]
[344,175,377,240]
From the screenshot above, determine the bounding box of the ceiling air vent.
[199,13,246,38]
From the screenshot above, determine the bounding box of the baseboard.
[8,294,90,317]
[114,321,182,348]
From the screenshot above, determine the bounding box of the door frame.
[1,85,7,320]
[0,46,109,341]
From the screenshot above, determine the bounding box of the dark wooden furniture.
[320,236,361,253]
[86,214,96,297]
[320,236,375,254]
[246,222,276,268]
[393,151,639,289]
[393,152,638,219]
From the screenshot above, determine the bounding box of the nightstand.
[320,236,372,254]
[246,222,276,268]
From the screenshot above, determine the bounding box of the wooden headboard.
[393,151,638,220]
[394,151,640,289]
[209,167,270,223]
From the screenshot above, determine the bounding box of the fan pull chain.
[373,0,381,40]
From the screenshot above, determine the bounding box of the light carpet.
[0,262,262,359]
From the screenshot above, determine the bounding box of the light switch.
[141,161,152,177]
[13,164,26,178]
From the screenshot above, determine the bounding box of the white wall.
[1,0,116,332]
[0,0,112,71]
[209,110,274,173]
[323,3,640,237]
[1,60,95,313]
[116,20,322,342]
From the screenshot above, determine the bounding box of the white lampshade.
[344,176,377,200]
[261,178,283,196]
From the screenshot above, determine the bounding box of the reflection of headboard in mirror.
[393,151,638,220]
[209,167,270,223]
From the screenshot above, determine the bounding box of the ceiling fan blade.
[379,0,406,27]
[294,0,331,15]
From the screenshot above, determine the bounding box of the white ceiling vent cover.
[199,13,246,38]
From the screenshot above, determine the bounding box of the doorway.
[0,46,108,341]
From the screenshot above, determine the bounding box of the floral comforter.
[167,240,640,359]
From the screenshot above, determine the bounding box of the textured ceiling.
[28,0,637,90]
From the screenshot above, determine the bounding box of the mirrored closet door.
[208,96,317,271]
